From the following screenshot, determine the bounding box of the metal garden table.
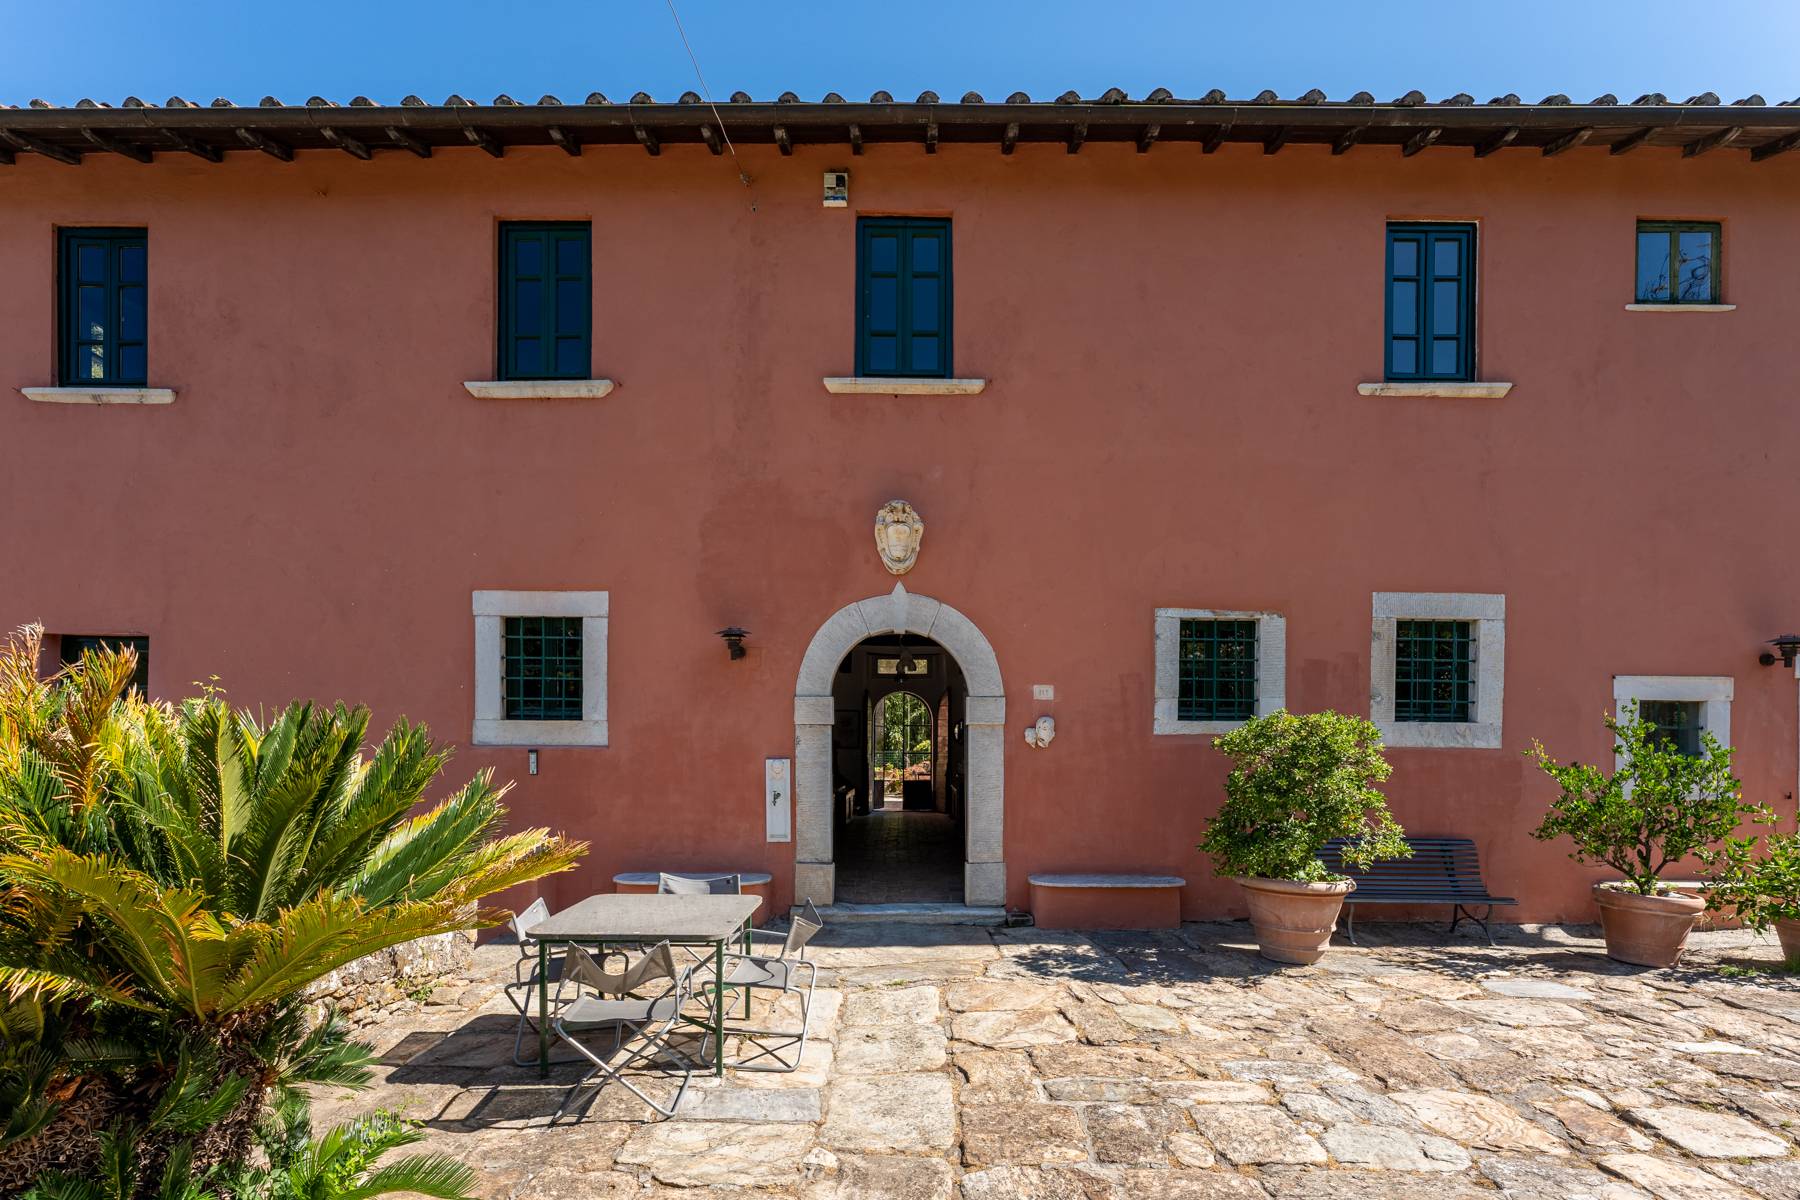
[530,893,761,1078]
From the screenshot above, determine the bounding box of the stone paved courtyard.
[312,920,1800,1198]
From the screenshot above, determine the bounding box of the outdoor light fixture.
[717,627,750,661]
[1760,633,1800,668]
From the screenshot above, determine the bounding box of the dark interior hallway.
[833,806,963,904]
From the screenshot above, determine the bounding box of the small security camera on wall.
[823,170,849,207]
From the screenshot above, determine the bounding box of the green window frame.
[498,222,591,381]
[1385,223,1475,383]
[59,228,147,387]
[1393,620,1474,723]
[1177,619,1258,722]
[501,616,583,721]
[856,217,952,378]
[59,634,150,697]
[1635,220,1721,304]
[1638,699,1703,757]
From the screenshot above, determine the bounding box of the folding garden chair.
[550,941,700,1119]
[658,873,750,968]
[501,898,625,1066]
[709,899,825,1072]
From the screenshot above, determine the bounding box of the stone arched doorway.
[793,583,1005,907]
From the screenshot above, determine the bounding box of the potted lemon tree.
[1708,831,1800,968]
[1200,710,1410,964]
[1529,704,1767,968]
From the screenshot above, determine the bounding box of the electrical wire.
[664,0,753,192]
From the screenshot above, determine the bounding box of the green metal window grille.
[1177,619,1259,721]
[502,616,583,721]
[59,228,147,387]
[856,217,952,378]
[1635,221,1721,304]
[498,222,591,381]
[1385,223,1475,383]
[1393,620,1474,723]
[59,634,149,697]
[1638,699,1703,757]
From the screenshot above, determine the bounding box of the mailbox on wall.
[766,757,791,842]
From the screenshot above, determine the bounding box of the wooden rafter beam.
[1000,122,1018,155]
[924,122,938,154]
[848,123,863,155]
[1201,123,1231,153]
[698,124,721,155]
[81,128,153,163]
[1609,127,1654,155]
[772,125,792,155]
[1332,125,1365,155]
[1136,123,1159,153]
[1542,127,1592,156]
[0,129,81,165]
[1262,126,1290,155]
[0,146,14,166]
[1683,125,1742,157]
[1751,129,1800,161]
[320,126,370,160]
[1067,122,1086,154]
[1402,127,1441,156]
[467,126,504,157]
[236,128,292,161]
[385,126,432,158]
[1473,127,1518,157]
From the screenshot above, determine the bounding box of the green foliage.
[1528,704,1768,896]
[0,624,584,1196]
[1198,710,1410,883]
[1708,831,1800,929]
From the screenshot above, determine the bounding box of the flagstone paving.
[311,921,1800,1198]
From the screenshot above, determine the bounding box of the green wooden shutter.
[499,222,591,380]
[60,228,147,386]
[1385,223,1474,382]
[857,217,952,378]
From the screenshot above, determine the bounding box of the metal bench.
[1320,836,1516,946]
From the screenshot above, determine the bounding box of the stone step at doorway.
[805,902,1009,926]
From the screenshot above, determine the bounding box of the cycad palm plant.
[0,625,585,1194]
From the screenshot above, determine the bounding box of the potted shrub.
[1199,710,1410,964]
[1529,704,1769,968]
[1708,831,1800,968]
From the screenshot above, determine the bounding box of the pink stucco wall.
[3,141,1796,923]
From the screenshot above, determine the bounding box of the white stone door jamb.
[793,583,1005,907]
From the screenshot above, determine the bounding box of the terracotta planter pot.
[1776,918,1800,969]
[1593,884,1704,968]
[1236,877,1354,965]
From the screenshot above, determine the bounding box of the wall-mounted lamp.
[1760,633,1800,668]
[528,749,539,775]
[717,627,750,661]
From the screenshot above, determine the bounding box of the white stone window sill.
[1357,382,1513,399]
[1623,303,1736,313]
[472,718,608,748]
[1377,721,1503,750]
[20,386,176,405]
[463,379,615,399]
[1153,718,1251,736]
[823,377,987,396]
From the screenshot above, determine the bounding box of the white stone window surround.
[1153,608,1288,735]
[1370,592,1505,749]
[1611,675,1733,750]
[472,590,608,747]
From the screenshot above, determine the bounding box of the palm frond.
[334,1154,479,1200]
[216,895,471,1014]
[346,772,510,907]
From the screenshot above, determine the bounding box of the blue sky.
[5,1,1797,108]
